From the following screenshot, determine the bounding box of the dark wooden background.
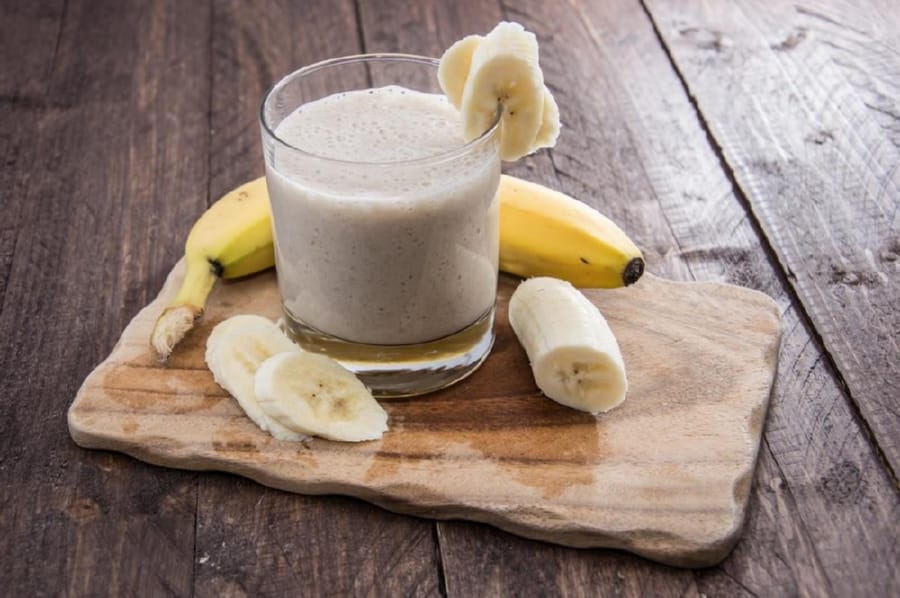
[2,0,898,595]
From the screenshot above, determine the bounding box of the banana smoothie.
[265,85,500,346]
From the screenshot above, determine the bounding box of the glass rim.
[259,53,502,167]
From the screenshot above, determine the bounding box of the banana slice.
[534,87,560,149]
[205,314,305,441]
[459,21,547,161]
[438,34,483,108]
[508,277,627,414]
[255,352,388,442]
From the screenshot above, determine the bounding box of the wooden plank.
[789,0,900,150]
[438,522,704,597]
[356,0,705,594]
[208,0,364,196]
[195,484,440,597]
[0,0,210,595]
[642,0,900,476]
[353,2,661,594]
[356,1,700,594]
[194,1,443,595]
[416,0,899,595]
[559,1,900,595]
[0,0,65,306]
[0,0,66,98]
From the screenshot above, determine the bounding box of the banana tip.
[623,257,645,286]
[151,305,200,362]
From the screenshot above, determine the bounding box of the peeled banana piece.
[205,314,305,441]
[508,277,627,414]
[534,88,560,148]
[438,34,481,108]
[441,22,560,161]
[255,352,388,442]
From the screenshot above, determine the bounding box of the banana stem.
[172,257,219,308]
[623,257,645,286]
[150,258,219,362]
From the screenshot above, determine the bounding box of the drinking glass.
[260,54,501,397]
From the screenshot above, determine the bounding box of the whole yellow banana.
[151,175,643,360]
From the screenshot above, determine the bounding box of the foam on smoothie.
[266,86,500,345]
[277,85,464,162]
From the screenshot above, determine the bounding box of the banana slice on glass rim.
[439,21,561,161]
[438,34,482,107]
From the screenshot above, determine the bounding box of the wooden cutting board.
[68,261,781,567]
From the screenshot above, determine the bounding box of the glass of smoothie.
[260,54,501,397]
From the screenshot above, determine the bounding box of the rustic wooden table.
[2,0,898,596]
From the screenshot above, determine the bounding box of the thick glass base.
[281,308,495,398]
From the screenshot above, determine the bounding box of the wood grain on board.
[69,261,781,568]
[643,0,900,477]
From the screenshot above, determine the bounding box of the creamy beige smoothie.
[265,85,500,345]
